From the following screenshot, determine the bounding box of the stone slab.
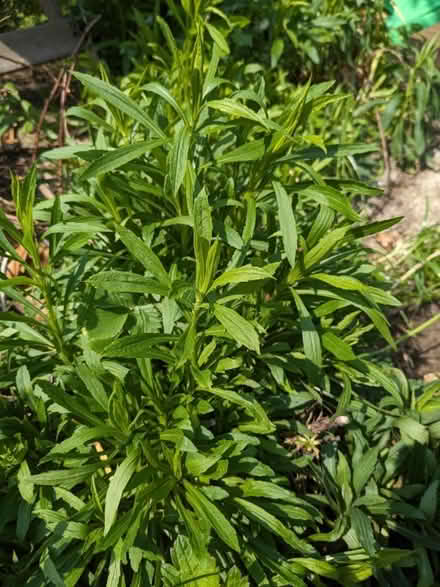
[0,19,77,74]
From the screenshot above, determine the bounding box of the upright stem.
[39,274,72,364]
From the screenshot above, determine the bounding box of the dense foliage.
[1,1,440,586]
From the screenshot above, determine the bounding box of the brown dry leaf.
[375,229,400,250]
[1,127,17,146]
[6,243,50,278]
[6,245,28,278]
[424,372,440,383]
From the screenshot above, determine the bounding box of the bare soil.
[390,303,440,380]
[370,164,440,237]
[366,163,440,379]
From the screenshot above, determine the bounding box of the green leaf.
[348,217,403,240]
[107,542,123,587]
[290,227,348,281]
[186,453,223,476]
[42,144,97,160]
[208,99,269,129]
[234,498,315,554]
[311,273,365,291]
[117,224,170,286]
[291,290,321,369]
[102,334,176,360]
[299,184,360,221]
[184,480,240,552]
[226,566,249,587]
[157,15,179,61]
[274,181,297,269]
[196,386,274,435]
[85,307,128,341]
[38,380,103,427]
[18,460,34,503]
[352,446,380,495]
[194,188,213,242]
[239,481,318,513]
[104,449,138,535]
[194,188,213,294]
[216,139,265,164]
[395,416,429,444]
[143,82,189,124]
[168,124,191,197]
[80,139,166,181]
[271,38,284,68]
[88,271,169,296]
[214,304,260,353]
[41,552,65,587]
[419,480,439,522]
[44,218,112,236]
[30,464,103,487]
[284,143,378,162]
[294,559,340,581]
[210,265,273,290]
[16,501,33,541]
[205,23,230,54]
[67,105,114,132]
[336,374,352,417]
[161,429,197,453]
[77,364,109,411]
[74,72,166,139]
[43,425,124,459]
[322,332,356,361]
[351,507,377,556]
[270,80,311,152]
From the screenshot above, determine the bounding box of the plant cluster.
[0,0,44,32]
[71,0,440,174]
[1,1,440,586]
[0,82,36,142]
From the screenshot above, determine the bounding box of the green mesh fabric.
[386,0,440,43]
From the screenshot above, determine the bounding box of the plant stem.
[364,312,440,359]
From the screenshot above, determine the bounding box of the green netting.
[386,0,440,42]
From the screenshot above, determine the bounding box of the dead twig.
[375,109,391,196]
[0,196,16,214]
[32,67,64,164]
[393,249,440,288]
[38,183,55,199]
[31,15,101,165]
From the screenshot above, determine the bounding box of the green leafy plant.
[0,0,41,32]
[0,82,37,140]
[1,5,440,586]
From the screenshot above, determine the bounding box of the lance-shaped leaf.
[104,449,138,535]
[184,480,240,552]
[168,124,191,197]
[209,265,274,291]
[143,82,189,124]
[291,289,322,369]
[74,72,166,139]
[208,99,270,129]
[273,181,297,268]
[88,271,168,296]
[193,188,213,294]
[214,304,260,353]
[80,139,166,181]
[117,224,170,287]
